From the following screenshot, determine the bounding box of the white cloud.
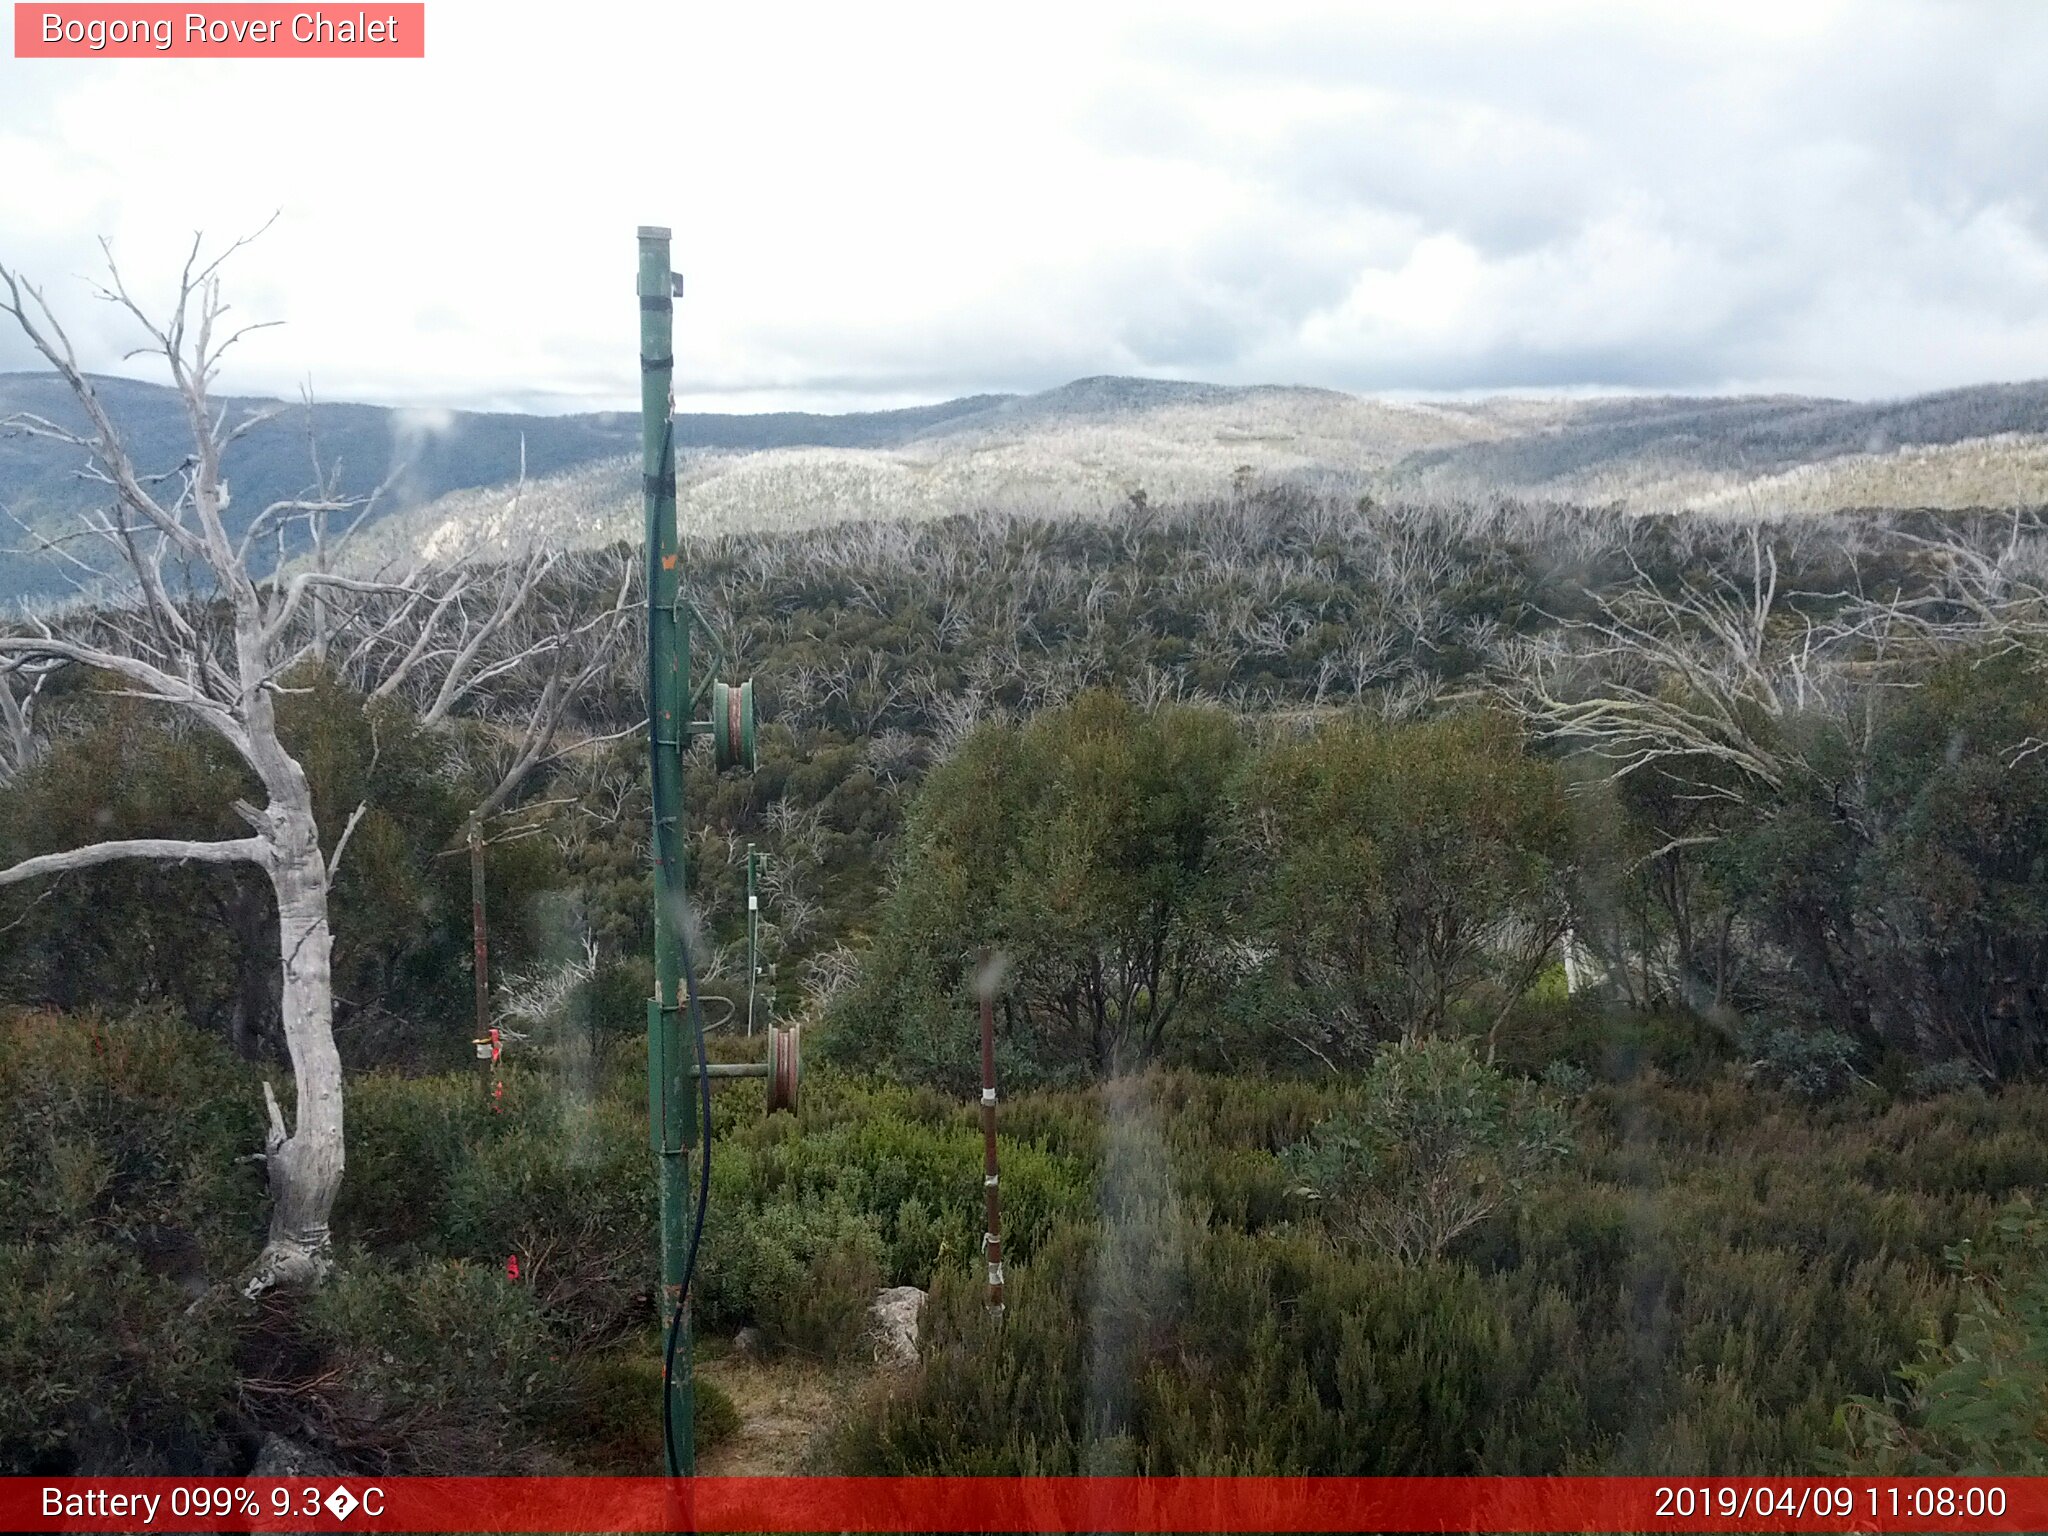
[1,0,2045,411]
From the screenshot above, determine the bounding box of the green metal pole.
[639,225,696,1475]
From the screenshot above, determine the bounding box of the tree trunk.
[242,813,345,1298]
[225,878,280,1062]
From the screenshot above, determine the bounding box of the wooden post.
[470,823,488,1040]
[978,952,1004,1319]
[746,843,760,1038]
[469,822,496,1108]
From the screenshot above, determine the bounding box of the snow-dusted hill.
[341,376,2048,570]
[11,372,2048,591]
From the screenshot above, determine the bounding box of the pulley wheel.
[711,679,757,772]
[766,1022,801,1115]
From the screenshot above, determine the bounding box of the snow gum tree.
[0,234,632,1295]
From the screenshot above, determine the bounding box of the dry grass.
[694,1353,865,1476]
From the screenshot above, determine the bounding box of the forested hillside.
[0,372,1004,606]
[5,492,2047,1476]
[13,371,2048,605]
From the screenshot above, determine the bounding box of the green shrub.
[6,986,2039,1479]
[297,1256,574,1473]
[1284,1038,1574,1262]
[780,1235,886,1362]
[1838,1199,2048,1474]
[441,1099,654,1352]
[0,1236,240,1473]
[1499,998,1734,1084]
[696,1198,884,1359]
[1234,710,1570,1058]
[889,1196,949,1279]
[1743,1025,1863,1101]
[836,1058,2024,1476]
[0,1008,261,1257]
[0,1009,258,1474]
[1541,1059,1594,1097]
[693,1375,742,1453]
[827,692,1244,1085]
[331,1070,486,1253]
[1904,1059,1988,1100]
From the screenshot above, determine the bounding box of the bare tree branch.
[0,835,268,886]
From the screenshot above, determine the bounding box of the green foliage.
[277,672,566,1068]
[1904,1058,1988,1099]
[0,1008,262,1252]
[442,1099,655,1352]
[0,1236,241,1473]
[1236,711,1571,1061]
[0,1010,258,1472]
[8,502,2047,1094]
[536,1349,734,1466]
[838,703,1573,1088]
[1284,1038,1574,1262]
[0,672,564,1070]
[1711,650,2048,1078]
[1496,998,1734,1085]
[0,701,254,1034]
[1743,1024,1865,1102]
[839,1072,2048,1476]
[696,1198,883,1359]
[330,1070,485,1252]
[693,1375,743,1453]
[695,1069,1093,1355]
[10,1002,2048,1476]
[297,1256,575,1473]
[10,497,2048,1478]
[830,691,1244,1085]
[1839,1200,2048,1473]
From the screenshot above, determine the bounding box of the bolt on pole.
[639,224,697,1475]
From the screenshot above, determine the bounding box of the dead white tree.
[1495,528,1903,1010]
[349,539,639,826]
[356,535,638,1052]
[0,235,372,1294]
[0,236,625,1295]
[1504,532,1830,808]
[0,663,50,783]
[1890,511,2048,759]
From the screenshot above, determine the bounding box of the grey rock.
[251,1433,339,1478]
[867,1285,926,1368]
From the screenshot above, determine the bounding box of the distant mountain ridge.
[5,371,2048,600]
[0,373,1020,603]
[1386,382,2048,496]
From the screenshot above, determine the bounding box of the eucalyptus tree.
[831,691,1243,1085]
[0,237,619,1295]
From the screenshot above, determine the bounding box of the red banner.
[3,1476,2042,1532]
[13,4,425,58]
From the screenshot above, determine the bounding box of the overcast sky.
[3,1,2046,414]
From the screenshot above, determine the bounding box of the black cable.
[660,915,712,1477]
